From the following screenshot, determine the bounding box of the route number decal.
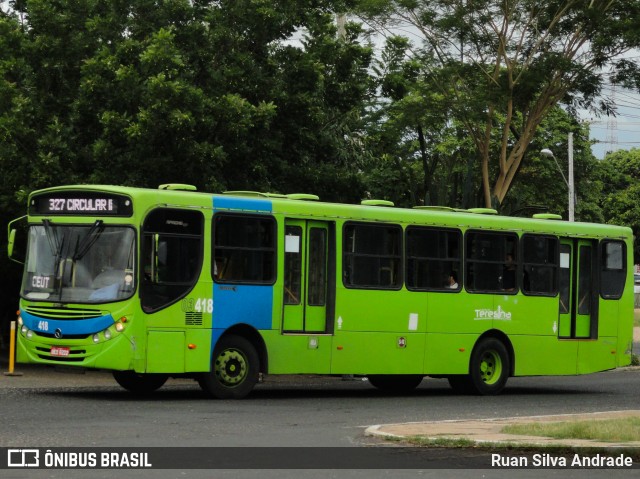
[182,298,213,314]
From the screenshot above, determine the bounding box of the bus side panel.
[330,288,426,374]
[577,338,618,374]
[618,294,635,367]
[335,289,426,333]
[330,331,425,374]
[511,336,578,376]
[425,292,493,335]
[423,333,475,374]
[185,329,212,371]
[213,283,273,331]
[146,330,185,373]
[492,295,558,336]
[262,331,332,374]
[600,292,633,368]
[597,298,618,338]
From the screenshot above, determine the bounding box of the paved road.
[1,365,640,478]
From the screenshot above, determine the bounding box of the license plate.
[50,346,70,357]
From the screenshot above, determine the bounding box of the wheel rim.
[214,348,248,387]
[479,350,502,385]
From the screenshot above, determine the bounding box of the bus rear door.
[558,239,597,339]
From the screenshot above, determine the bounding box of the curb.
[365,410,640,449]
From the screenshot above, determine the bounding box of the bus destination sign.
[30,192,133,217]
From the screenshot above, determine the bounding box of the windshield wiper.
[72,220,104,261]
[42,219,60,257]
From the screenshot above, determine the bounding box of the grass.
[501,417,640,443]
[395,434,640,461]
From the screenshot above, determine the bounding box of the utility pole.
[568,132,575,222]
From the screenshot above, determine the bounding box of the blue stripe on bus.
[212,283,273,332]
[20,309,115,337]
[213,196,272,212]
[210,195,273,354]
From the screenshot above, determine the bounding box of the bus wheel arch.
[223,324,268,374]
[198,326,266,399]
[477,330,514,377]
[448,331,513,396]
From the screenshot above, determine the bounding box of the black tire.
[367,374,424,393]
[448,338,510,395]
[112,371,168,394]
[461,337,511,395]
[198,335,259,399]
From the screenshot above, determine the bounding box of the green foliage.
[0,0,374,335]
[354,0,640,207]
[596,149,640,262]
[505,108,603,222]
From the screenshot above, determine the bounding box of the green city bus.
[7,184,634,397]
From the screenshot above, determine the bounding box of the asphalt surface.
[3,362,640,451]
[2,326,640,452]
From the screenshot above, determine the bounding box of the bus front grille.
[25,306,103,320]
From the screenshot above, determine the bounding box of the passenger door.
[558,239,597,339]
[282,220,332,333]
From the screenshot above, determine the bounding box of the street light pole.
[541,136,575,222]
[567,132,574,222]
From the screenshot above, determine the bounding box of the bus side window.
[466,231,518,293]
[406,226,461,291]
[213,214,276,284]
[140,208,204,312]
[342,222,402,290]
[521,235,558,296]
[600,240,626,299]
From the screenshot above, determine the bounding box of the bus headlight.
[21,325,28,335]
[26,330,33,339]
[17,316,23,327]
[92,334,100,343]
[104,329,112,340]
[115,322,125,332]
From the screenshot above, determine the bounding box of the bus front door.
[282,220,331,333]
[558,239,597,339]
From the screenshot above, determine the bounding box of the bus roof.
[28,184,632,239]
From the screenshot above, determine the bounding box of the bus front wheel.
[198,335,259,399]
[449,338,510,395]
[113,371,168,394]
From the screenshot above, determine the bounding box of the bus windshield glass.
[21,223,136,303]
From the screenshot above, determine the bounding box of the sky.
[586,79,640,159]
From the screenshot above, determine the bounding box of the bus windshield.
[22,223,136,303]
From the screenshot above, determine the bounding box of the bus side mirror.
[8,229,16,258]
[7,216,27,264]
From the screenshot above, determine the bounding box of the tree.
[595,148,640,261]
[2,0,374,198]
[354,0,640,208]
[504,108,603,222]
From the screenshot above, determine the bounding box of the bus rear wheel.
[113,371,168,394]
[198,335,259,399]
[449,338,510,395]
[367,374,424,393]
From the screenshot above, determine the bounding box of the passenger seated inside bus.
[446,271,459,289]
[502,253,516,291]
